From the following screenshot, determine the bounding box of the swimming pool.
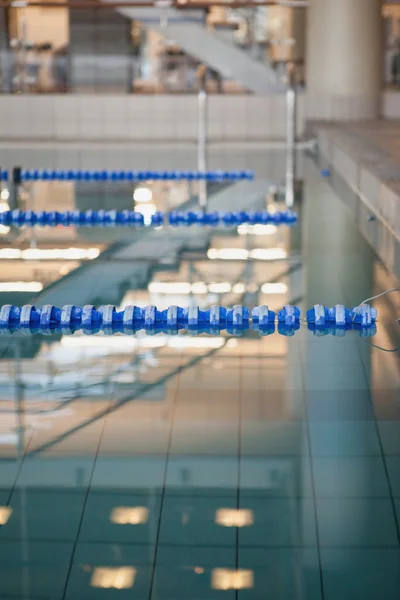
[0,150,399,600]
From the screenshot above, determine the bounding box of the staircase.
[103,1,284,94]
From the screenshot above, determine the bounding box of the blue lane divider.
[3,169,255,183]
[0,209,298,228]
[0,303,377,334]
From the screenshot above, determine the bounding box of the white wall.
[0,94,305,142]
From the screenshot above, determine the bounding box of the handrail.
[0,1,310,8]
[285,61,297,208]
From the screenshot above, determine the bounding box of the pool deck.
[314,121,400,280]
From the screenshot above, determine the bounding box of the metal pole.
[197,64,208,210]
[285,61,297,208]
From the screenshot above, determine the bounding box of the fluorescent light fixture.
[0,507,12,525]
[207,248,249,260]
[250,248,287,260]
[167,337,225,349]
[61,335,225,351]
[215,509,254,528]
[91,567,136,589]
[260,282,288,294]
[133,187,153,203]
[211,569,254,590]
[0,225,10,235]
[0,281,43,292]
[149,282,192,295]
[135,203,156,225]
[61,336,140,350]
[237,224,277,236]
[208,282,231,294]
[110,507,149,525]
[191,282,208,294]
[232,283,246,294]
[207,248,287,261]
[0,248,100,261]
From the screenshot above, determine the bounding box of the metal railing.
[285,61,297,208]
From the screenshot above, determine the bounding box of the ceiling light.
[237,224,277,236]
[167,337,225,349]
[0,281,43,292]
[110,507,149,525]
[0,507,12,525]
[91,567,136,589]
[208,282,231,294]
[215,509,254,528]
[191,282,208,294]
[135,203,156,225]
[133,187,152,203]
[250,248,287,260]
[211,569,254,590]
[260,282,288,294]
[0,247,100,261]
[149,282,192,295]
[207,248,249,260]
[232,283,245,294]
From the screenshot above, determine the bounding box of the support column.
[306,0,382,120]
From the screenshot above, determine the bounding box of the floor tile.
[309,422,381,456]
[238,547,322,600]
[240,456,313,498]
[316,498,398,547]
[321,548,400,600]
[152,546,236,599]
[91,457,166,494]
[99,418,170,456]
[165,457,238,497]
[169,422,239,456]
[306,391,375,421]
[378,422,400,455]
[15,457,94,490]
[159,495,237,547]
[0,459,23,490]
[238,497,317,547]
[241,422,309,456]
[79,490,162,544]
[0,540,73,598]
[313,456,390,497]
[387,457,400,497]
[1,489,86,542]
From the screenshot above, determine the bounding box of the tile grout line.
[235,350,243,600]
[354,342,400,548]
[300,353,326,600]
[60,394,115,600]
[147,351,184,600]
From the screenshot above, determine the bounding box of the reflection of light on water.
[0,507,12,525]
[0,281,43,292]
[261,282,288,294]
[211,569,254,590]
[135,202,156,225]
[133,187,152,203]
[0,247,100,260]
[215,508,254,527]
[207,248,287,261]
[110,507,149,525]
[237,224,277,236]
[91,567,136,589]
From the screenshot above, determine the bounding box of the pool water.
[0,153,399,599]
